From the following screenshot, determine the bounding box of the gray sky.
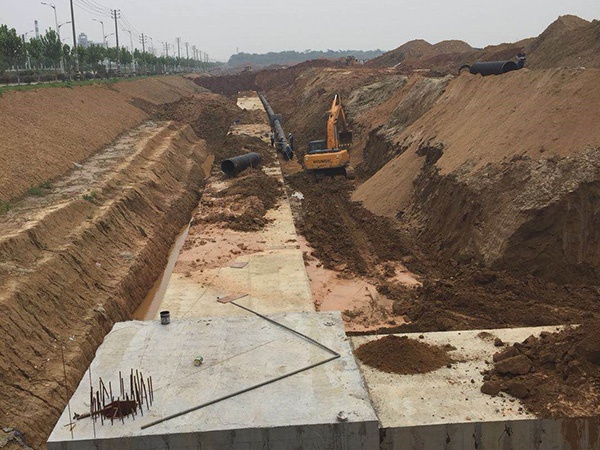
[3,0,599,61]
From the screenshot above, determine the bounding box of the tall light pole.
[41,2,59,38]
[58,21,71,36]
[92,19,105,48]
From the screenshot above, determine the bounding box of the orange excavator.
[303,94,354,180]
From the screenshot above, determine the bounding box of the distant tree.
[0,24,24,80]
[41,29,62,74]
[119,47,132,70]
[27,37,44,79]
[85,44,105,74]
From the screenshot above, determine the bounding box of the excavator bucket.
[338,131,353,150]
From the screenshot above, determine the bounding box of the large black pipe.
[258,92,293,160]
[469,60,519,76]
[221,152,261,176]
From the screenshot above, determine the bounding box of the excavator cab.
[303,94,355,180]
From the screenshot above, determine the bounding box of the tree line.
[0,23,217,84]
[228,49,384,67]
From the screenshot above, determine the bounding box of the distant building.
[78,33,90,48]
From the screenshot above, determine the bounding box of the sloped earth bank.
[0,89,237,448]
[0,76,202,203]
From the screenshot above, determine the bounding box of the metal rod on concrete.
[141,354,339,430]
[141,302,341,430]
[229,301,340,357]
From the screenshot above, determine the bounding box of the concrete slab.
[158,248,313,319]
[48,311,379,449]
[352,326,600,449]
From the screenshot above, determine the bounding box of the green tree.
[26,37,44,80]
[85,44,105,74]
[119,47,132,71]
[0,24,25,81]
[40,29,62,74]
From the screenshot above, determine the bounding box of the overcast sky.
[2,0,599,61]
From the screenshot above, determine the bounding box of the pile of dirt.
[367,15,600,73]
[220,133,276,166]
[399,266,600,333]
[195,169,282,232]
[355,335,452,374]
[158,92,238,150]
[481,321,600,418]
[285,173,415,277]
[0,76,202,203]
[353,68,600,282]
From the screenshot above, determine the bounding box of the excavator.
[303,94,355,180]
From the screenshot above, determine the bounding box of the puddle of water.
[132,224,190,320]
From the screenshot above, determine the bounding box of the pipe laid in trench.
[221,152,261,176]
[258,92,293,161]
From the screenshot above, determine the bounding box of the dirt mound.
[399,265,600,333]
[354,68,600,282]
[367,15,600,73]
[158,92,238,149]
[355,335,452,374]
[481,321,600,418]
[195,169,282,232]
[528,16,600,69]
[286,173,414,277]
[0,76,201,203]
[220,133,276,166]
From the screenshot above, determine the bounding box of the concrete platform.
[352,326,600,450]
[48,311,379,449]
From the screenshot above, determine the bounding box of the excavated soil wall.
[0,76,202,202]
[354,68,600,281]
[0,81,228,448]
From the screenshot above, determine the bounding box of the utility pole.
[176,37,181,59]
[111,9,120,72]
[139,34,147,74]
[139,33,146,53]
[185,42,189,71]
[69,0,79,74]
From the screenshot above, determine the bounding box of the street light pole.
[41,3,59,38]
[92,19,105,48]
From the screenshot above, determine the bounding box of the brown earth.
[0,76,202,203]
[355,335,452,374]
[195,168,283,232]
[0,121,209,448]
[367,15,600,73]
[353,68,600,282]
[481,321,600,418]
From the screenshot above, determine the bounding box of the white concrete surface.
[48,311,379,449]
[352,326,600,449]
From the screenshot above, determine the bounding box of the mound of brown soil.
[285,173,415,277]
[220,134,276,166]
[355,335,452,374]
[481,321,600,418]
[195,169,283,232]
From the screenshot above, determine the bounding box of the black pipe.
[220,152,261,176]
[258,92,294,159]
[470,60,519,76]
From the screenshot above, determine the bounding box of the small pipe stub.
[160,311,170,325]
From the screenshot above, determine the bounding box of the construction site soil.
[355,335,453,375]
[196,168,283,232]
[3,13,600,445]
[482,321,600,418]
